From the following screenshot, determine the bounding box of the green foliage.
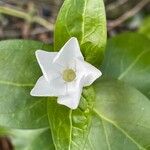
[139,17,150,39]
[47,87,95,150]
[48,79,150,150]
[0,126,10,136]
[11,128,55,150]
[94,79,150,150]
[54,0,107,66]
[0,0,150,149]
[102,33,150,99]
[47,32,150,149]
[0,40,51,129]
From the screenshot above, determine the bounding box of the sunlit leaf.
[54,0,106,66]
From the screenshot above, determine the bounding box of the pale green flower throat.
[62,69,76,82]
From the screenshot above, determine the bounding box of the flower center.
[62,69,76,82]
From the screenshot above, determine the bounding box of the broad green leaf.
[0,40,52,129]
[11,128,55,150]
[54,0,107,66]
[47,87,95,150]
[93,79,150,150]
[102,33,150,99]
[48,79,150,150]
[139,17,150,39]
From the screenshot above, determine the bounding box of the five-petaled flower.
[30,37,102,109]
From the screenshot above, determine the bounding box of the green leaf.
[47,87,95,150]
[102,33,150,99]
[0,126,10,136]
[93,79,150,150]
[139,17,150,39]
[11,128,55,150]
[54,0,107,66]
[48,79,150,150]
[0,40,52,129]
[48,33,150,149]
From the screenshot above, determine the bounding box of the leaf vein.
[118,50,149,80]
[81,0,87,44]
[101,119,111,150]
[93,109,146,150]
[0,80,34,87]
[69,110,73,150]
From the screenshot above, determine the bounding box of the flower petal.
[49,76,67,96]
[53,37,84,67]
[30,76,53,96]
[57,76,84,109]
[30,76,66,97]
[35,50,61,81]
[76,59,102,86]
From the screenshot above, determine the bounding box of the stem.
[108,0,149,30]
[33,16,53,31]
[0,6,54,31]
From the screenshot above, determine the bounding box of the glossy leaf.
[93,79,150,150]
[54,0,107,66]
[139,17,150,39]
[48,32,150,149]
[47,87,95,150]
[48,79,150,150]
[102,33,150,99]
[0,40,52,129]
[11,128,55,150]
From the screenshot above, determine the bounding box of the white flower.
[30,37,102,109]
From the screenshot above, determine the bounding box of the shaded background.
[0,0,149,43]
[0,0,150,149]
